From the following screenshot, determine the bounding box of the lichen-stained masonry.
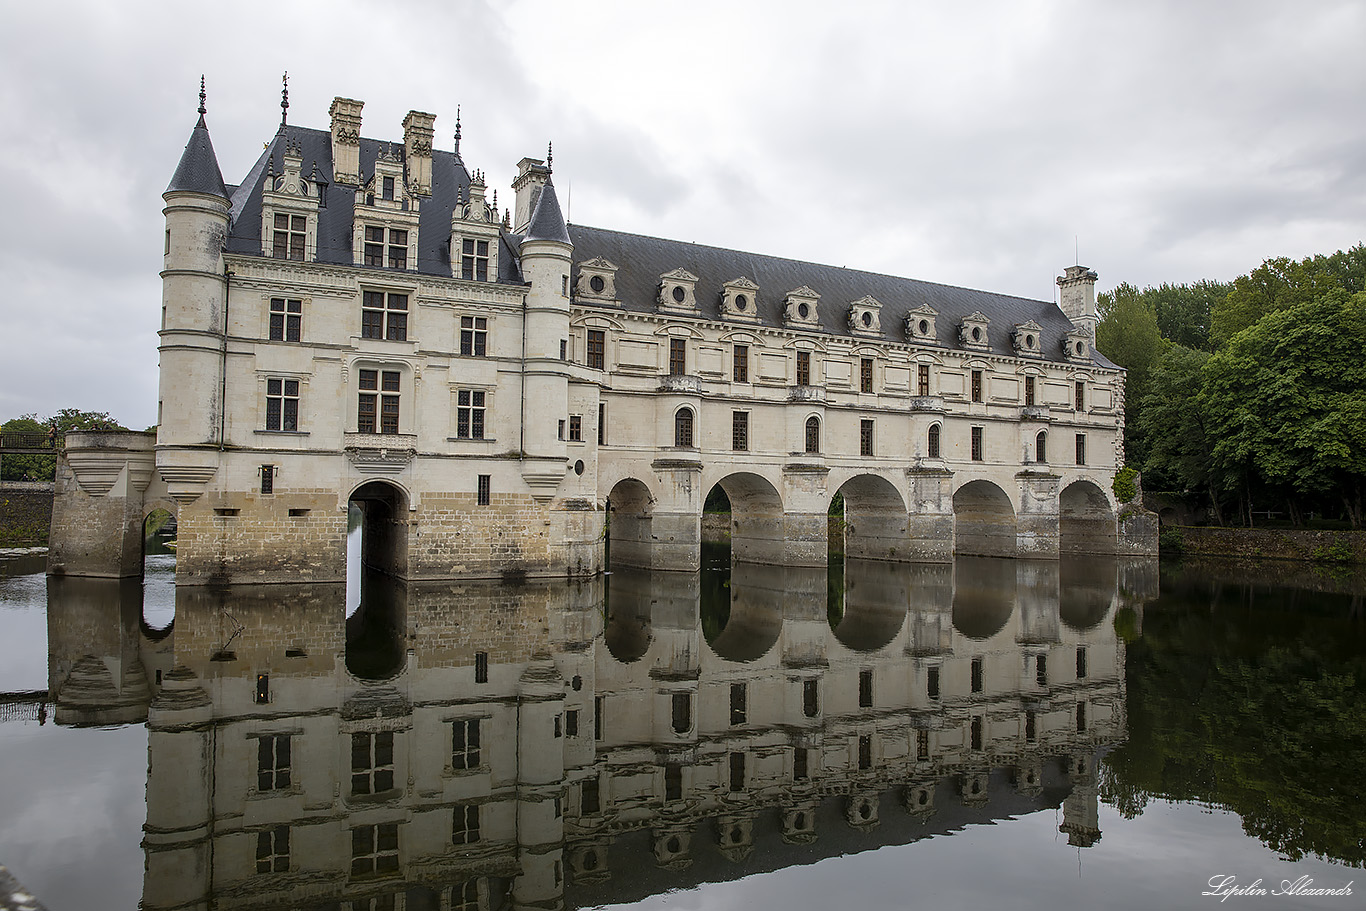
[47,87,1155,584]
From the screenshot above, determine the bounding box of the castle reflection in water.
[43,553,1154,911]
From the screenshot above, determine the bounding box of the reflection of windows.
[917,728,930,761]
[350,822,399,876]
[729,751,746,791]
[358,370,400,434]
[794,747,809,780]
[453,719,481,770]
[858,734,872,769]
[273,214,307,260]
[927,666,940,700]
[796,350,811,386]
[587,330,606,370]
[970,716,983,751]
[257,734,291,791]
[269,298,301,341]
[266,378,299,432]
[730,683,747,726]
[581,777,600,814]
[566,709,579,737]
[674,408,694,448]
[460,316,487,355]
[665,763,683,801]
[803,679,819,717]
[475,651,488,684]
[859,669,873,708]
[594,695,604,740]
[1036,654,1048,687]
[1025,710,1037,742]
[1076,702,1087,732]
[805,416,820,454]
[1076,647,1088,679]
[452,879,480,911]
[971,657,983,693]
[361,291,408,340]
[671,693,692,734]
[456,391,486,440]
[453,804,480,845]
[927,423,941,459]
[256,825,290,873]
[351,731,395,795]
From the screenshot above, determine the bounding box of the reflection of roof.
[564,766,1074,909]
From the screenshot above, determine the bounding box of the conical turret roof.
[523,177,570,245]
[166,91,228,198]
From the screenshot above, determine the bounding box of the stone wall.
[0,481,53,546]
[1172,525,1366,564]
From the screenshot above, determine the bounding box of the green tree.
[1096,285,1164,466]
[1211,253,1350,347]
[1140,345,1219,512]
[0,409,129,481]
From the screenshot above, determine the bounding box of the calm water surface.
[0,543,1361,911]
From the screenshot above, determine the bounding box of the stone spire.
[166,76,228,199]
[279,71,289,131]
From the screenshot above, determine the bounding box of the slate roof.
[166,115,229,198]
[524,178,571,244]
[223,126,522,284]
[568,225,1116,368]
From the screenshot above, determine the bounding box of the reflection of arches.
[952,556,1016,639]
[953,481,1017,558]
[831,558,908,651]
[606,478,655,570]
[710,473,784,565]
[833,474,907,563]
[674,407,694,448]
[1059,480,1117,555]
[349,480,410,579]
[706,562,784,662]
[804,416,820,454]
[1060,556,1118,630]
[346,569,408,680]
[604,566,653,662]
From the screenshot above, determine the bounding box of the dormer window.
[575,258,618,302]
[783,287,821,328]
[260,140,318,262]
[382,176,395,200]
[1013,320,1043,357]
[272,214,307,261]
[960,311,991,351]
[720,277,761,322]
[364,226,408,269]
[658,268,699,313]
[461,239,489,281]
[847,296,882,337]
[906,305,938,343]
[1063,329,1091,362]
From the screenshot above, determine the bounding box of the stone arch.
[605,477,655,570]
[953,480,1017,558]
[707,472,785,566]
[1059,479,1117,555]
[348,480,410,579]
[952,556,1017,640]
[831,473,907,563]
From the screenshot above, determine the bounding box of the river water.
[0,543,1360,911]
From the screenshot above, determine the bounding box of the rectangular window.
[671,693,691,734]
[732,411,749,451]
[453,804,480,845]
[455,390,486,440]
[1026,710,1037,742]
[971,426,984,461]
[474,651,488,684]
[803,678,819,717]
[558,419,565,441]
[595,695,604,740]
[860,419,874,457]
[970,716,983,751]
[794,747,809,780]
[350,822,399,876]
[560,339,567,360]
[387,229,407,269]
[257,734,291,791]
[581,777,600,815]
[917,728,930,761]
[364,226,385,267]
[971,657,983,693]
[1076,647,1088,679]
[361,291,408,340]
[1025,375,1036,406]
[266,378,299,432]
[859,669,873,708]
[1077,702,1088,733]
[269,298,302,341]
[477,475,491,507]
[971,370,983,403]
[1075,381,1085,411]
[858,734,872,770]
[729,752,745,792]
[665,763,683,802]
[459,316,488,356]
[1075,434,1086,465]
[860,357,874,393]
[1036,654,1048,687]
[733,344,749,382]
[569,415,582,442]
[256,825,290,874]
[380,371,400,434]
[796,350,811,386]
[272,214,306,261]
[382,176,395,200]
[460,238,490,282]
[730,683,747,726]
[668,338,686,376]
[351,731,395,795]
[260,464,275,495]
[927,666,940,700]
[566,709,579,737]
[452,718,481,770]
[918,363,930,396]
[597,403,605,446]
[587,330,606,370]
[358,370,400,434]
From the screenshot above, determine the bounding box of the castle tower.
[1057,265,1099,338]
[157,81,229,502]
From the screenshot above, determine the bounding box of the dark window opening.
[269,297,302,341]
[803,678,819,717]
[971,657,983,693]
[859,669,873,708]
[732,411,749,451]
[733,344,749,382]
[729,752,745,792]
[477,475,491,506]
[859,734,872,769]
[474,651,488,684]
[730,683,747,726]
[350,731,395,795]
[860,357,874,393]
[927,423,941,459]
[860,419,874,457]
[671,693,691,734]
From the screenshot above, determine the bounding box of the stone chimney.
[1057,265,1099,337]
[512,156,551,234]
[329,97,364,185]
[402,110,436,196]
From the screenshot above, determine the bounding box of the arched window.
[674,407,694,448]
[804,416,820,454]
[927,423,941,459]
[1036,430,1047,463]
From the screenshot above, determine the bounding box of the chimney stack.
[329,97,364,185]
[1057,265,1099,337]
[512,157,551,235]
[402,110,436,196]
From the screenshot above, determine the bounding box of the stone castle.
[48,83,1154,583]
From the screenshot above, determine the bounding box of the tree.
[0,409,129,481]
[1211,253,1350,347]
[1096,285,1164,466]
[1140,346,1220,511]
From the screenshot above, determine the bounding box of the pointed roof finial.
[454,105,462,157]
[546,141,553,173]
[280,71,289,130]
[197,75,207,127]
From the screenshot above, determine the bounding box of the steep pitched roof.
[523,178,570,245]
[166,114,229,199]
[568,225,1116,368]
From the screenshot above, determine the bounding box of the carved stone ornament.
[960,311,991,350]
[783,286,821,327]
[720,277,760,322]
[905,304,938,343]
[847,295,882,336]
[657,267,699,312]
[575,257,619,301]
[1012,319,1043,357]
[1063,328,1091,362]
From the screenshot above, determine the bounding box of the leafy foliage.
[1,409,129,481]
[1096,287,1164,465]
[1112,466,1137,503]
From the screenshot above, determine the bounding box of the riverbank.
[1166,525,1365,565]
[0,482,53,547]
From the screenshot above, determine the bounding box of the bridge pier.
[905,468,955,563]
[47,432,157,578]
[1016,470,1062,558]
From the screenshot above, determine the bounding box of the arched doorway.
[953,481,1017,557]
[605,478,655,571]
[830,474,906,564]
[345,481,408,680]
[707,473,785,566]
[348,481,410,579]
[1060,480,1118,555]
[141,506,177,632]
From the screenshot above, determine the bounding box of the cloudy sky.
[1,0,1361,429]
